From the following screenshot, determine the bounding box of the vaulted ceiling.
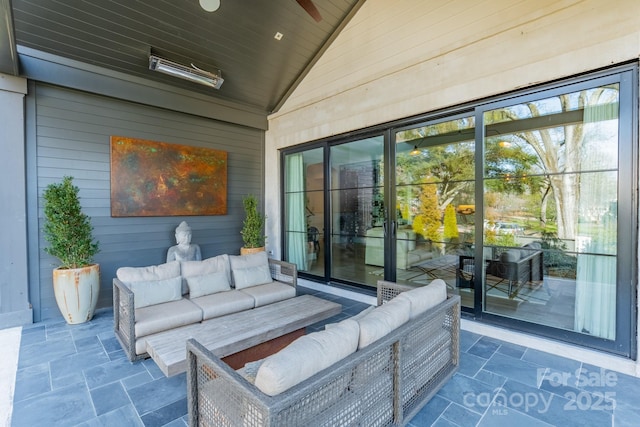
[1,0,364,113]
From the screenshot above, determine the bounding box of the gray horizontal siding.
[32,83,265,321]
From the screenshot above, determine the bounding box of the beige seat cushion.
[238,282,295,307]
[357,296,411,349]
[190,290,255,321]
[395,279,447,319]
[134,298,203,339]
[254,318,360,396]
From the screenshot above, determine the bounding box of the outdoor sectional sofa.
[113,251,297,362]
[186,279,461,427]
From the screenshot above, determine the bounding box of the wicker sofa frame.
[113,258,297,362]
[186,281,460,427]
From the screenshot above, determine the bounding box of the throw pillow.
[232,264,273,290]
[129,276,182,309]
[181,254,231,295]
[254,318,359,396]
[186,271,231,298]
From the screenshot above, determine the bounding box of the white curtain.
[574,101,618,340]
[286,154,307,271]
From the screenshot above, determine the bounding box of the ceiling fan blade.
[296,0,322,22]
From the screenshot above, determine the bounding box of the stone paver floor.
[8,286,640,426]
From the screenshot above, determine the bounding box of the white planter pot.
[53,264,100,324]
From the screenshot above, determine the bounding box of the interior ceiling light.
[149,55,224,89]
[199,0,220,12]
[410,145,421,156]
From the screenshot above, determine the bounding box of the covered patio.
[1,1,639,425]
[4,284,640,427]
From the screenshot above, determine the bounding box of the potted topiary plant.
[43,176,100,324]
[240,194,266,255]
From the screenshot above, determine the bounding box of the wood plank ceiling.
[4,0,364,113]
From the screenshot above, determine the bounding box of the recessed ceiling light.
[274,32,284,41]
[199,0,220,12]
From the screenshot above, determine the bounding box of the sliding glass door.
[480,75,630,347]
[283,148,325,275]
[283,137,385,287]
[393,116,476,309]
[329,136,385,287]
[282,65,636,357]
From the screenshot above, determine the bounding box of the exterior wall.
[266,0,640,254]
[27,82,265,321]
[0,74,32,328]
[265,0,640,374]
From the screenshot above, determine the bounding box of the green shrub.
[43,176,99,269]
[241,194,266,248]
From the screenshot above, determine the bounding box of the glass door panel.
[329,136,384,287]
[482,83,620,340]
[394,116,476,308]
[283,148,325,275]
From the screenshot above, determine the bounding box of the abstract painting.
[110,136,227,216]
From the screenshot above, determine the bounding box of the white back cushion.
[397,279,447,319]
[117,261,180,283]
[357,297,410,349]
[254,318,360,396]
[229,251,268,269]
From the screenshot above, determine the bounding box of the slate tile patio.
[8,286,640,426]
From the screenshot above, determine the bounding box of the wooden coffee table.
[145,295,341,377]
